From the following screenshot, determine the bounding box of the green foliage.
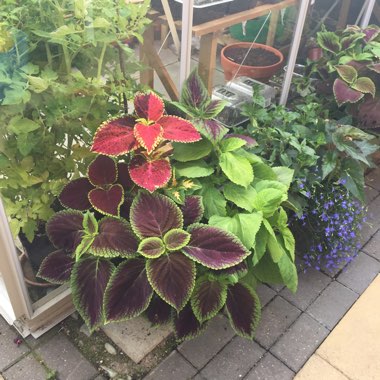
[0,0,150,240]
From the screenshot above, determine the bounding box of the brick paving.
[0,168,379,380]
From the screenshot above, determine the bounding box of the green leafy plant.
[0,0,150,241]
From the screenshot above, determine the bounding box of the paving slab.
[337,252,380,294]
[295,354,349,380]
[365,168,380,191]
[270,313,329,372]
[178,314,235,369]
[360,195,380,246]
[306,281,358,330]
[36,333,98,380]
[200,336,265,380]
[256,284,277,307]
[0,317,30,371]
[280,268,331,311]
[317,275,380,380]
[362,229,380,261]
[102,316,172,363]
[364,184,379,203]
[2,354,46,380]
[254,296,301,349]
[143,351,197,380]
[244,352,295,380]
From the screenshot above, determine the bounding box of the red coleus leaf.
[226,283,261,339]
[159,116,201,143]
[88,184,124,216]
[134,122,163,153]
[146,252,196,311]
[134,92,164,121]
[146,295,172,326]
[128,156,171,193]
[59,178,93,211]
[71,257,114,331]
[46,210,84,252]
[90,217,138,258]
[88,155,117,187]
[37,249,74,284]
[104,258,153,322]
[173,303,206,341]
[130,192,183,238]
[92,116,139,156]
[333,78,364,106]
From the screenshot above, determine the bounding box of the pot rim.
[221,42,284,70]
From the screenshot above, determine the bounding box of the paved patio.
[1,168,380,380]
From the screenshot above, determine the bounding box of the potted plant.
[220,42,284,81]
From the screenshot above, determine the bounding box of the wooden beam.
[266,9,280,46]
[161,0,181,53]
[140,25,155,88]
[198,32,218,93]
[337,0,351,29]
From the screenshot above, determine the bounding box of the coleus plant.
[38,191,262,340]
[91,92,201,192]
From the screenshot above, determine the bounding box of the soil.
[224,47,280,67]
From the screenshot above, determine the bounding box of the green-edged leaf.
[223,183,256,212]
[37,250,74,284]
[146,252,196,311]
[226,283,261,339]
[182,224,250,269]
[164,229,191,251]
[191,276,227,322]
[317,30,341,53]
[146,296,172,326]
[199,184,227,219]
[219,152,253,188]
[83,212,98,235]
[71,257,114,331]
[335,65,358,84]
[104,258,153,322]
[173,303,206,341]
[209,213,263,250]
[351,77,376,97]
[175,160,214,178]
[220,137,246,152]
[173,139,212,162]
[138,237,165,258]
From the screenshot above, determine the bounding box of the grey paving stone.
[0,317,30,371]
[178,314,235,369]
[143,351,197,380]
[280,268,331,311]
[244,352,295,380]
[363,230,380,261]
[270,313,329,372]
[360,196,380,246]
[268,283,284,292]
[254,296,301,349]
[2,354,46,380]
[364,184,379,203]
[365,168,380,191]
[337,252,380,294]
[306,281,358,330]
[192,374,207,380]
[200,336,265,380]
[256,284,276,307]
[36,333,98,380]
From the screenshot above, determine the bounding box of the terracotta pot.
[19,251,53,288]
[220,42,284,81]
[307,47,323,61]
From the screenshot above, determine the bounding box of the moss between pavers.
[61,317,177,379]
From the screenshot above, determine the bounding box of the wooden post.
[337,0,351,29]
[266,9,280,46]
[140,25,155,88]
[161,0,181,54]
[198,32,218,93]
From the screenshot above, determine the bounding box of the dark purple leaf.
[46,210,84,251]
[88,155,117,186]
[163,229,190,251]
[90,217,138,257]
[217,261,248,276]
[182,224,249,270]
[88,184,124,216]
[203,99,226,118]
[174,303,205,341]
[226,283,261,339]
[181,196,204,227]
[352,77,376,96]
[71,257,114,331]
[130,192,183,238]
[120,197,133,220]
[146,296,172,326]
[363,27,379,42]
[317,30,341,53]
[181,70,209,109]
[138,237,165,258]
[191,277,227,322]
[200,120,228,142]
[37,249,74,284]
[59,178,93,211]
[146,252,195,311]
[369,63,380,74]
[117,163,134,190]
[333,78,364,106]
[104,258,153,322]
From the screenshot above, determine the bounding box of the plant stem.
[97,42,107,79]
